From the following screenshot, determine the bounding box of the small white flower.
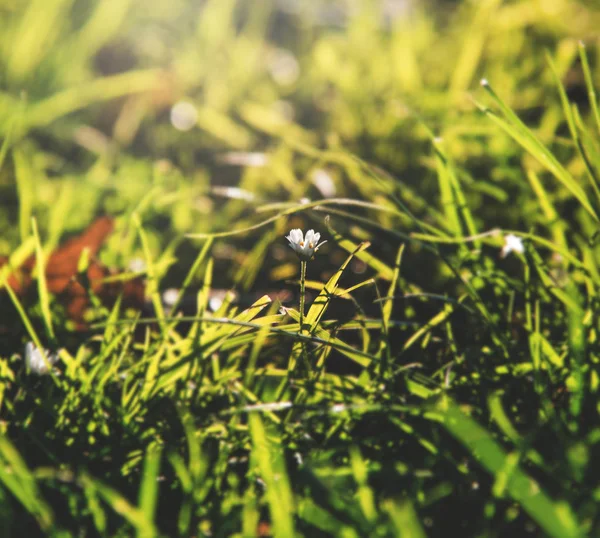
[501,234,525,258]
[24,342,60,375]
[285,228,327,261]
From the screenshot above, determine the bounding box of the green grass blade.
[381,498,426,538]
[134,214,166,332]
[479,80,598,222]
[305,241,370,331]
[249,414,295,538]
[13,148,34,242]
[81,473,156,537]
[434,396,582,538]
[137,445,162,535]
[31,217,55,341]
[578,41,600,137]
[0,436,54,532]
[546,53,600,204]
[4,283,59,384]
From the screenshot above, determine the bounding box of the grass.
[0,0,600,536]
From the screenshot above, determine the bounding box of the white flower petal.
[285,228,326,261]
[288,229,303,244]
[501,234,525,257]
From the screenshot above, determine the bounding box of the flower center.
[299,241,304,247]
[309,242,314,248]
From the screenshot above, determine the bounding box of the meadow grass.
[0,0,600,536]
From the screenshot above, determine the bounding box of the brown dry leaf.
[0,216,145,327]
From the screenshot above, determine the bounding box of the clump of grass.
[0,1,600,536]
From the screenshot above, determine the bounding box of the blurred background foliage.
[0,0,598,281]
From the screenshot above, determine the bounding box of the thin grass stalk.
[299,260,307,334]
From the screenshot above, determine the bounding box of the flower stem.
[299,260,307,333]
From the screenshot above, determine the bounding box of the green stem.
[299,260,307,333]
